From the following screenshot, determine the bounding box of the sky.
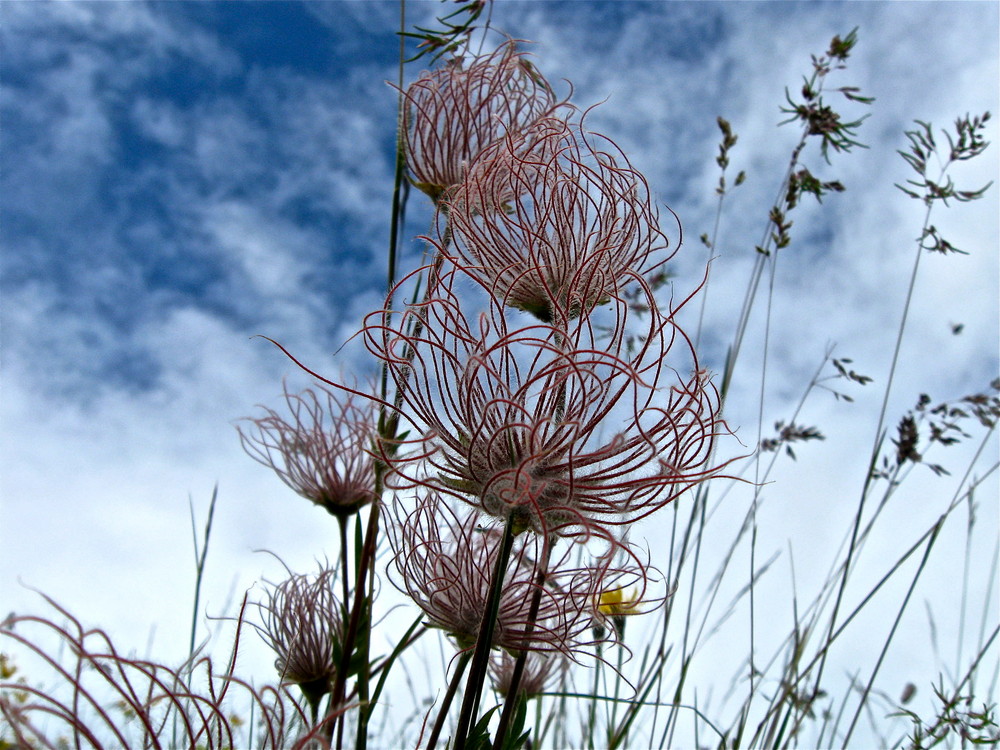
[1,1,998,746]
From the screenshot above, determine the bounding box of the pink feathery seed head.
[0,595,316,749]
[256,564,343,701]
[237,382,377,519]
[401,39,565,202]
[365,261,724,539]
[489,650,567,699]
[445,115,674,323]
[386,495,604,659]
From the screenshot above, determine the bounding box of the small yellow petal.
[597,587,639,616]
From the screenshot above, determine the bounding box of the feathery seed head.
[401,40,563,202]
[256,565,343,705]
[386,496,603,658]
[446,116,672,322]
[366,262,722,539]
[489,650,566,699]
[238,384,376,519]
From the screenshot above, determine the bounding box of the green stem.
[337,515,350,618]
[187,483,218,659]
[384,0,407,310]
[454,514,517,750]
[492,546,551,749]
[427,651,473,750]
[331,522,353,750]
[607,643,625,746]
[586,643,603,750]
[351,501,382,750]
[342,5,409,746]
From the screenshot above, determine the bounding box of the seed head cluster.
[387,495,609,657]
[240,38,725,692]
[367,262,719,539]
[446,116,672,323]
[257,565,343,707]
[373,39,726,664]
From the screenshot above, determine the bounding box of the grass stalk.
[187,483,219,660]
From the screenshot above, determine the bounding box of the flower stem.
[492,545,551,749]
[427,650,473,750]
[586,643,603,750]
[337,515,350,618]
[454,514,516,750]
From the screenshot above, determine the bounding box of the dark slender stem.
[352,502,382,750]
[349,4,408,737]
[492,545,551,749]
[328,502,382,750]
[427,651,474,750]
[333,515,350,750]
[493,652,530,750]
[337,515,350,618]
[384,0,407,311]
[308,694,320,731]
[454,515,516,750]
[333,697,343,750]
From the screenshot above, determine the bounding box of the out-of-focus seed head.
[386,495,605,658]
[238,384,376,519]
[257,565,343,707]
[489,650,567,699]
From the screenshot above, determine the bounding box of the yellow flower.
[596,587,645,638]
[0,653,17,679]
[597,587,640,616]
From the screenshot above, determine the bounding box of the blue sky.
[2,1,998,744]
